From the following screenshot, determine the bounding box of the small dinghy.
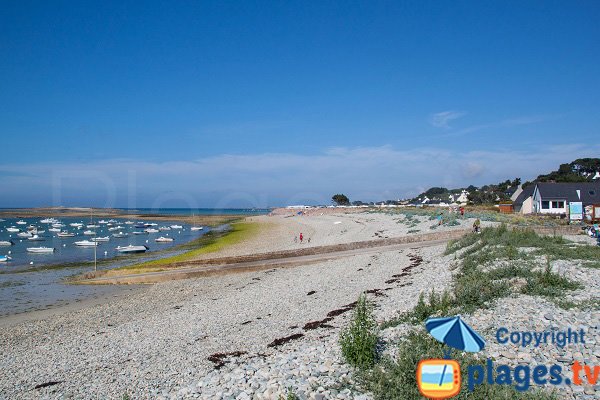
[170,225,183,229]
[155,236,174,243]
[17,232,32,238]
[0,240,15,246]
[27,235,45,241]
[132,231,148,235]
[91,236,110,242]
[6,227,20,233]
[112,232,128,238]
[0,255,12,262]
[74,240,99,247]
[145,228,159,233]
[16,220,27,225]
[83,230,96,235]
[190,226,204,231]
[57,231,76,237]
[116,245,149,254]
[27,247,56,253]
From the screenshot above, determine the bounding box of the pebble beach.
[0,211,598,399]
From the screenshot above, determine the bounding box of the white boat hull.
[27,247,56,253]
[116,245,149,254]
[74,241,99,247]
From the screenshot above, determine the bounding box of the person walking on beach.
[473,218,481,233]
[460,206,465,217]
[299,232,303,243]
[437,212,443,226]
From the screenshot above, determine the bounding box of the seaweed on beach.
[385,253,423,284]
[267,333,304,347]
[303,317,334,330]
[207,351,247,369]
[34,381,64,389]
[327,301,358,317]
[365,289,387,297]
[307,290,316,295]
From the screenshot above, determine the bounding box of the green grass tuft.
[340,294,379,370]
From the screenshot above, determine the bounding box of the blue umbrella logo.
[425,316,485,353]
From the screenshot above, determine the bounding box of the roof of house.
[535,182,600,205]
[513,185,535,206]
[504,186,518,196]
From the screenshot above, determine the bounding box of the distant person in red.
[299,233,303,243]
[460,206,465,217]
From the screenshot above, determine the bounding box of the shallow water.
[0,216,210,317]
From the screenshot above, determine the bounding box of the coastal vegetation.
[339,294,379,370]
[338,225,595,398]
[378,206,564,228]
[384,225,584,327]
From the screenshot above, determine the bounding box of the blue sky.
[1,1,599,207]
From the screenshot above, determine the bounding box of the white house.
[456,190,469,204]
[532,182,600,215]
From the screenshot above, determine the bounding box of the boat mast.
[92,209,97,271]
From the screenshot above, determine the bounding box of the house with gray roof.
[512,185,535,214]
[532,182,600,215]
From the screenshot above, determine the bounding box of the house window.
[551,201,564,209]
[541,201,550,209]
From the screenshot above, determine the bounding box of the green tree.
[332,194,350,206]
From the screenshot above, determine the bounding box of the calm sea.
[0,210,260,317]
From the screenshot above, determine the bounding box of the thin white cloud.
[0,144,598,208]
[440,114,558,138]
[430,111,466,129]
